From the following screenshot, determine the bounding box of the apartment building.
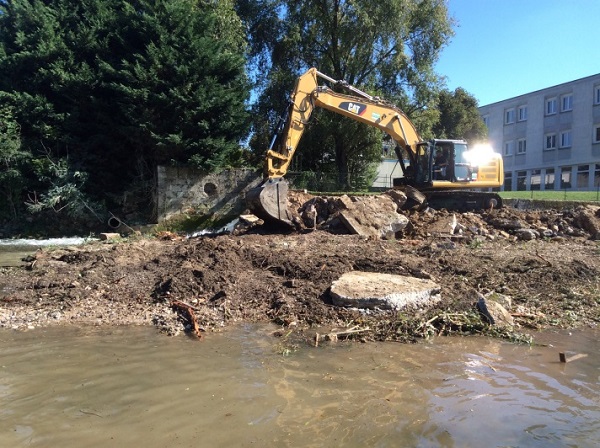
[478,74,600,191]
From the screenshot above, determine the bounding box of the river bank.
[1,200,599,344]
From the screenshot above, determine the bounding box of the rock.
[338,195,409,239]
[383,189,408,209]
[488,218,524,231]
[435,241,457,250]
[239,214,262,225]
[302,204,317,228]
[329,271,441,310]
[99,233,120,241]
[477,294,514,327]
[335,195,355,210]
[515,228,539,241]
[483,292,512,309]
[573,205,600,239]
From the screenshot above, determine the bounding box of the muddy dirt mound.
[2,191,599,342]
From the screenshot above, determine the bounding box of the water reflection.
[0,326,598,447]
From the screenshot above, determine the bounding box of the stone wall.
[156,167,262,223]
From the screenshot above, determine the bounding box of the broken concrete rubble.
[329,271,441,310]
[284,191,600,242]
[298,192,410,238]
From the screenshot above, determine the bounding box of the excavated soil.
[1,192,599,344]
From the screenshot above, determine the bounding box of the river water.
[0,237,92,267]
[1,325,598,447]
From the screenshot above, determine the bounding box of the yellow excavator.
[247,68,504,226]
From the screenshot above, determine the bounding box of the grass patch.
[301,189,600,203]
[500,190,600,202]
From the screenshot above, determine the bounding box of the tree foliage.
[0,0,250,224]
[240,0,454,190]
[0,105,28,220]
[433,87,488,142]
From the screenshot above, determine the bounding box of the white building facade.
[479,74,600,191]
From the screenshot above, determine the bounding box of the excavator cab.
[411,139,474,186]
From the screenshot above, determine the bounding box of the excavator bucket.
[246,178,294,227]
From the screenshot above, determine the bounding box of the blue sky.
[435,0,600,106]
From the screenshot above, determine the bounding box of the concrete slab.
[337,195,409,239]
[330,271,441,310]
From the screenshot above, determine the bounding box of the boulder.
[477,294,514,327]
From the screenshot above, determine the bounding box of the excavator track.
[421,190,503,211]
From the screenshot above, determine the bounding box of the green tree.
[433,87,488,142]
[241,0,454,190]
[0,0,250,223]
[0,105,28,221]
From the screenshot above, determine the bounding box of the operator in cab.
[434,148,448,180]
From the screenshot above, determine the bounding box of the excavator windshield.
[452,141,473,182]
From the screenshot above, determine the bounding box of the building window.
[594,125,600,143]
[517,105,527,121]
[545,133,557,150]
[545,168,555,190]
[577,165,590,189]
[561,167,572,189]
[504,140,514,156]
[561,94,573,112]
[594,164,600,188]
[482,115,490,127]
[530,169,541,190]
[505,108,515,124]
[503,172,512,191]
[517,171,527,191]
[546,97,557,115]
[517,139,527,154]
[560,130,572,148]
[595,86,600,105]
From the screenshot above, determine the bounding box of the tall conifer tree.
[0,0,250,221]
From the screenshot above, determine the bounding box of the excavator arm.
[264,68,421,178]
[247,68,428,225]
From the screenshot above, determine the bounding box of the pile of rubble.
[280,190,600,242]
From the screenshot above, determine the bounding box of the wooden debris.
[559,352,588,363]
[170,299,203,339]
[315,325,370,346]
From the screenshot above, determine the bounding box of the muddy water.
[1,326,598,447]
[0,237,92,267]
